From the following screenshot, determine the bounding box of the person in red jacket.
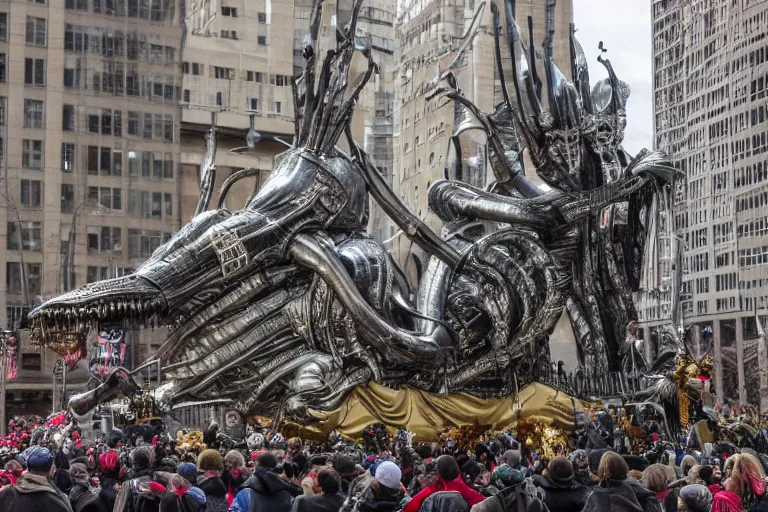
[404,455,485,512]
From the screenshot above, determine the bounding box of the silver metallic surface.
[27,1,676,422]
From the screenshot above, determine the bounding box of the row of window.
[87,266,133,284]
[219,6,268,21]
[735,190,768,213]
[734,161,767,190]
[13,140,175,180]
[8,220,175,255]
[190,64,291,87]
[127,190,173,219]
[739,245,768,267]
[737,216,768,239]
[64,0,175,22]
[64,105,174,143]
[61,57,179,103]
[6,263,41,296]
[65,24,177,64]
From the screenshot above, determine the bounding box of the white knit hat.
[375,461,402,489]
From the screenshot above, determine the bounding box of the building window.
[100,147,111,174]
[65,0,88,10]
[22,140,43,170]
[214,66,234,79]
[274,101,282,114]
[26,16,46,46]
[258,36,267,46]
[127,111,139,136]
[114,110,122,136]
[0,13,7,41]
[163,153,173,178]
[62,105,75,131]
[101,109,112,135]
[24,58,45,86]
[7,221,42,251]
[192,63,201,75]
[246,71,262,82]
[88,186,122,210]
[61,143,75,172]
[183,89,190,102]
[216,92,223,106]
[23,100,44,129]
[143,113,152,139]
[87,226,122,253]
[222,6,237,16]
[61,184,74,213]
[163,115,173,142]
[64,58,80,88]
[270,75,290,87]
[164,193,173,217]
[8,263,41,295]
[128,229,163,259]
[221,30,237,40]
[258,12,267,23]
[20,180,42,208]
[247,98,259,111]
[0,54,5,83]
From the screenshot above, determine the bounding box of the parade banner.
[88,325,127,378]
[6,332,18,380]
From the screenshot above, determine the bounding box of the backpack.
[127,476,161,512]
[495,479,550,512]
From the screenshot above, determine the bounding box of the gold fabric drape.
[308,382,590,440]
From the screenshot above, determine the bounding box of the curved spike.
[506,12,542,124]
[596,51,630,113]
[548,58,582,130]
[441,1,486,77]
[570,27,593,114]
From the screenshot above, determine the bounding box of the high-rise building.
[644,0,768,405]
[390,0,573,283]
[180,0,296,221]
[0,0,183,419]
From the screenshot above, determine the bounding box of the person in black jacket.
[230,452,300,512]
[292,468,345,512]
[0,446,73,512]
[531,456,589,511]
[69,462,106,512]
[196,449,228,512]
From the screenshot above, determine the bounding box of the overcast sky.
[573,0,654,155]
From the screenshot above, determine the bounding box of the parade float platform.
[305,382,593,440]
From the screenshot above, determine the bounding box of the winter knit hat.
[178,462,197,485]
[375,461,402,489]
[22,446,54,473]
[197,449,224,472]
[548,456,574,486]
[680,484,713,512]
[492,465,524,489]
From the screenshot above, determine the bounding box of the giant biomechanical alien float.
[28,0,677,423]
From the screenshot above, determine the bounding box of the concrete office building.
[642,0,768,405]
[179,0,295,222]
[391,0,573,283]
[180,0,396,236]
[0,0,183,419]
